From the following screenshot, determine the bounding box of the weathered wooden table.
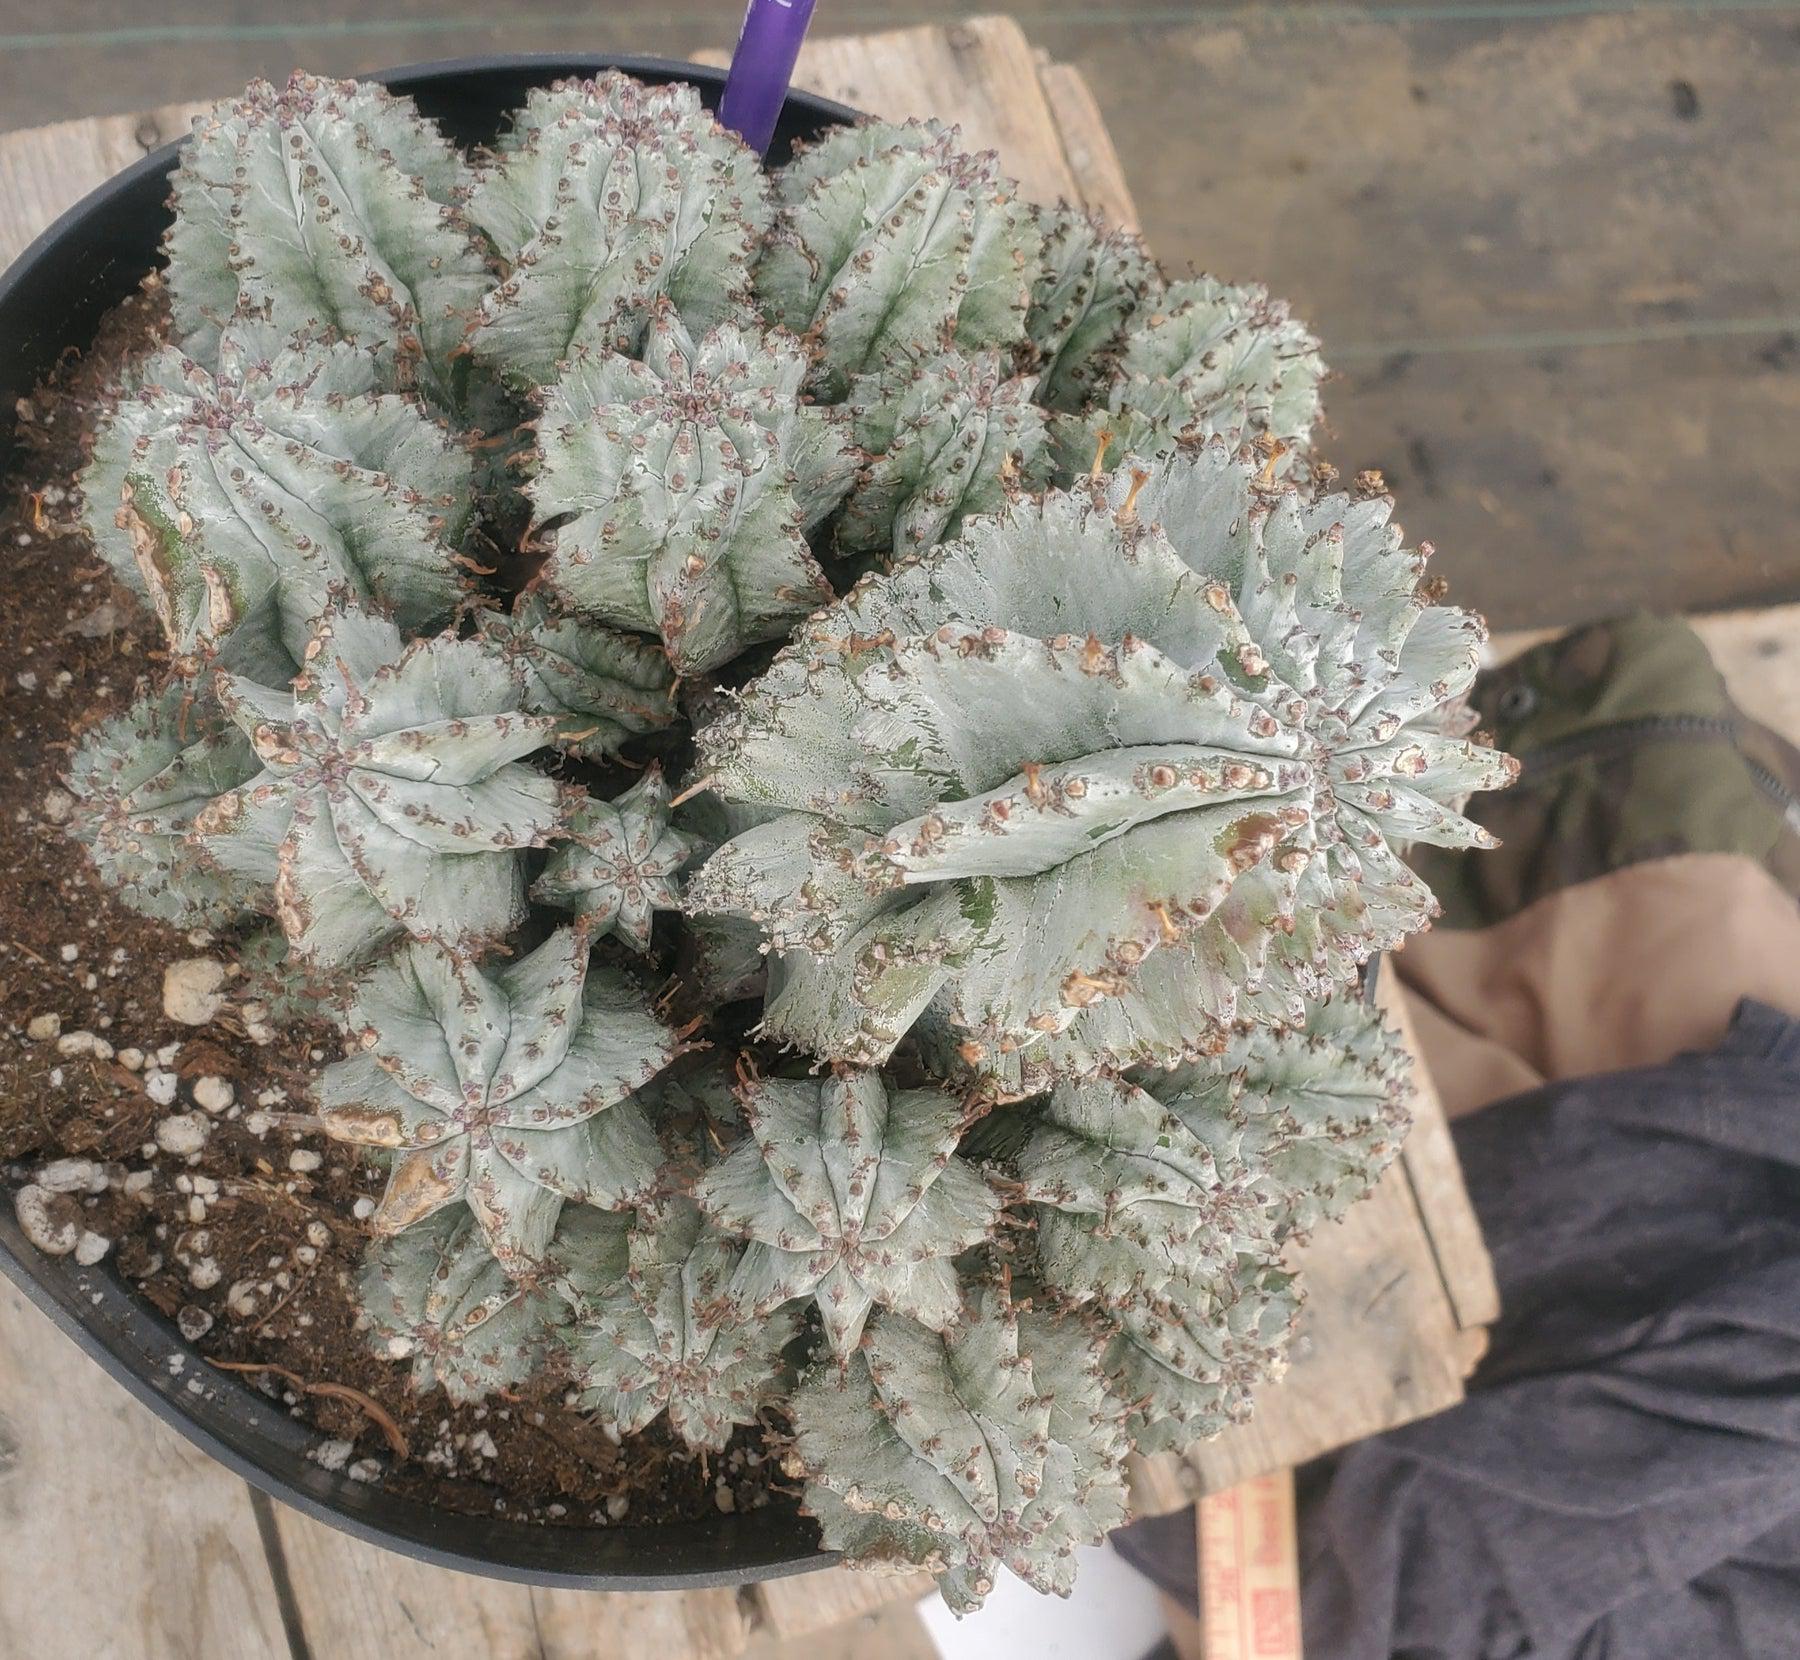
[0,17,1513,1658]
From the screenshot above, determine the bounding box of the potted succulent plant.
[0,48,1511,1608]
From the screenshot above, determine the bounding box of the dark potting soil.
[0,278,794,1533]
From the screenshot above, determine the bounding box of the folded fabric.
[1297,1000,1800,1660]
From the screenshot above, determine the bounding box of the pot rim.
[0,51,854,1592]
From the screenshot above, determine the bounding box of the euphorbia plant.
[57,69,1512,1611]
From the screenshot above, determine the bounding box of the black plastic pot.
[0,53,851,1591]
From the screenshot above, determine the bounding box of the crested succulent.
[1026,206,1163,414]
[66,676,261,925]
[475,594,678,763]
[54,66,1512,1615]
[838,351,1050,561]
[190,606,570,967]
[315,928,679,1273]
[695,1068,1002,1354]
[560,1196,802,1451]
[165,72,488,408]
[80,322,471,681]
[466,76,772,387]
[791,1285,1130,1611]
[529,302,852,674]
[532,768,697,949]
[687,444,1513,1094]
[757,119,1042,401]
[1051,277,1325,484]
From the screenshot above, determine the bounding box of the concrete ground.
[3,2,1795,628]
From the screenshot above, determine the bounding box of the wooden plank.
[752,1564,931,1639]
[0,100,206,269]
[268,1502,752,1660]
[1381,966,1502,1331]
[1033,59,1140,231]
[0,1279,294,1660]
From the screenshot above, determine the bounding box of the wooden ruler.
[1197,1471,1303,1660]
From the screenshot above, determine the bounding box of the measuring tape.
[1197,1470,1303,1660]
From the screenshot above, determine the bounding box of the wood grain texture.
[0,100,206,269]
[270,1502,753,1659]
[0,1281,293,1660]
[752,1564,932,1639]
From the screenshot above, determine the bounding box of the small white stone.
[144,1070,180,1107]
[16,671,37,691]
[48,1068,63,1087]
[15,1185,79,1254]
[293,1244,318,1266]
[305,1220,332,1248]
[15,1181,82,1253]
[347,1458,383,1484]
[25,1012,61,1041]
[310,1439,354,1472]
[39,788,73,824]
[352,1196,376,1221]
[58,943,79,963]
[469,1430,498,1460]
[74,1231,111,1266]
[606,1494,630,1521]
[117,1046,145,1071]
[176,1306,214,1341]
[714,1484,736,1514]
[191,1174,218,1197]
[287,1149,322,1173]
[36,1157,107,1194]
[226,1280,259,1318]
[242,1110,273,1137]
[162,958,228,1025]
[155,1112,209,1156]
[384,1334,414,1359]
[186,1196,207,1224]
[122,1169,155,1197]
[254,1087,287,1107]
[192,1075,233,1114]
[188,1257,222,1290]
[155,1042,181,1066]
[56,1030,113,1060]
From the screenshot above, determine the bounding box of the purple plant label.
[719,0,819,155]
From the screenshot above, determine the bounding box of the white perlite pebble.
[123,1169,155,1196]
[311,1439,354,1473]
[59,943,79,963]
[305,1220,332,1248]
[56,1030,114,1060]
[352,1196,376,1221]
[226,1281,259,1318]
[188,1257,222,1290]
[177,1306,214,1341]
[606,1494,630,1521]
[155,1113,209,1156]
[192,1076,234,1114]
[74,1231,111,1266]
[117,1047,145,1070]
[39,788,73,824]
[36,1157,107,1194]
[347,1459,383,1484]
[162,958,228,1025]
[242,1110,274,1137]
[144,1070,180,1107]
[25,1012,61,1041]
[288,1149,322,1173]
[14,1185,78,1255]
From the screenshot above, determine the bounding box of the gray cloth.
[1296,998,1800,1659]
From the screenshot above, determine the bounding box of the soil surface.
[0,282,791,1533]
